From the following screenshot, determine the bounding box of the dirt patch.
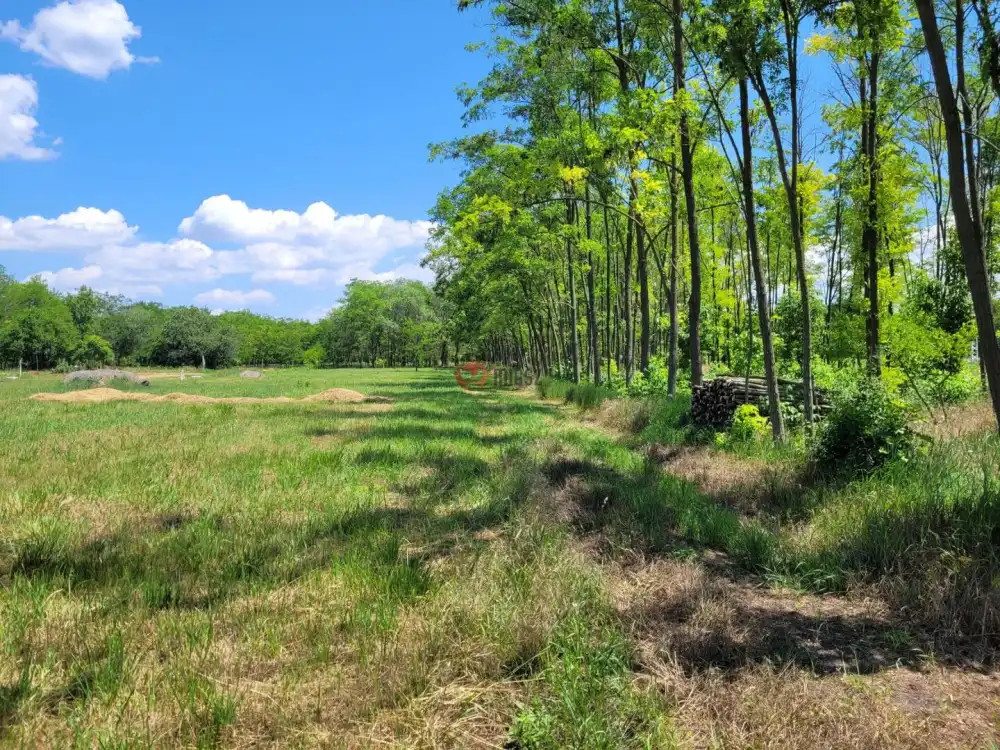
[31,387,391,407]
[646,443,803,516]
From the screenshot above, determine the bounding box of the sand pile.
[64,369,150,386]
[31,387,380,406]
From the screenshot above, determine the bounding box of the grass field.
[1,368,998,748]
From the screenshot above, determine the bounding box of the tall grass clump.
[640,395,692,445]
[536,377,613,409]
[781,433,1000,638]
[509,615,675,749]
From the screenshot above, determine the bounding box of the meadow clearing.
[1,368,998,748]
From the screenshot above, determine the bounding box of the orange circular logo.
[455,361,489,390]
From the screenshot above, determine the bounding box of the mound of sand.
[302,388,368,403]
[31,386,379,406]
[64,369,150,386]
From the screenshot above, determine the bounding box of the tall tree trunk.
[674,0,703,386]
[860,55,881,374]
[751,44,814,425]
[566,200,581,383]
[623,196,636,384]
[741,78,786,441]
[636,199,651,375]
[604,203,613,381]
[585,186,601,384]
[668,150,680,396]
[917,0,1000,430]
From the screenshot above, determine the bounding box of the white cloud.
[250,268,336,286]
[2,0,156,79]
[31,264,162,296]
[179,195,434,259]
[4,197,434,309]
[194,288,275,309]
[0,75,56,160]
[32,263,101,289]
[0,207,134,250]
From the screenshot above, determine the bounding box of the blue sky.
[0,0,492,319]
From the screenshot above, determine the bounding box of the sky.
[0,0,493,320]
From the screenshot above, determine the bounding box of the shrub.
[302,345,326,368]
[812,377,914,475]
[728,404,769,443]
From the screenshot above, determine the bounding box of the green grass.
[0,368,674,747]
[3,367,997,746]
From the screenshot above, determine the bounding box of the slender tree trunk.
[674,0,703,386]
[917,0,1000,430]
[566,199,581,384]
[623,196,635,384]
[741,78,786,441]
[668,150,680,396]
[585,186,601,384]
[636,199,651,375]
[860,55,881,375]
[752,59,814,425]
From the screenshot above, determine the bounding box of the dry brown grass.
[645,443,803,516]
[914,400,996,441]
[603,556,1000,749]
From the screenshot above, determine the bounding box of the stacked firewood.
[691,376,830,429]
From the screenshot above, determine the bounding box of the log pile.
[691,376,830,429]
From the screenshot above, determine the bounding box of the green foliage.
[0,280,79,369]
[75,334,114,367]
[156,307,238,369]
[302,345,326,368]
[317,280,444,368]
[813,377,914,475]
[728,404,769,442]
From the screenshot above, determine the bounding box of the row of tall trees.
[428,0,1000,435]
[0,270,452,371]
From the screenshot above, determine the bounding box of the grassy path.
[1,369,997,748]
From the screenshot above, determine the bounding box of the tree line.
[0,269,448,371]
[424,0,1000,437]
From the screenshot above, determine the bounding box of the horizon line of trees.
[0,269,454,372]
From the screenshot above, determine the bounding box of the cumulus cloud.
[2,0,156,79]
[31,263,162,296]
[3,196,434,307]
[194,288,275,309]
[33,264,102,289]
[0,75,56,160]
[179,195,434,257]
[0,206,135,250]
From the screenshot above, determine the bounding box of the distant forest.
[0,267,449,370]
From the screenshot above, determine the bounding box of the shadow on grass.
[5,436,535,614]
[624,589,941,676]
[534,442,1000,673]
